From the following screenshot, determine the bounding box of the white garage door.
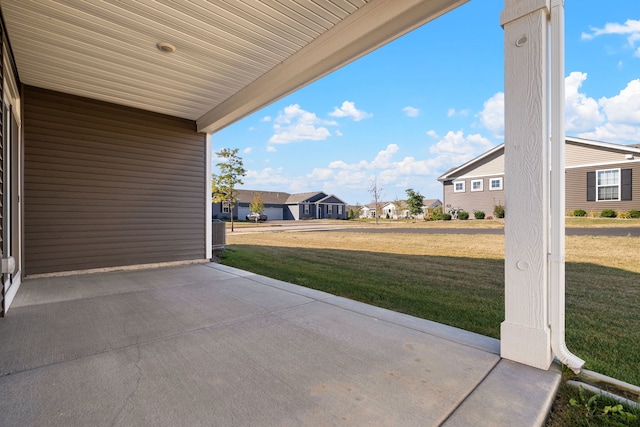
[263,207,283,220]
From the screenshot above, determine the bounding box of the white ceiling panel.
[0,0,468,133]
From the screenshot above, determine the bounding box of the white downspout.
[549,0,584,373]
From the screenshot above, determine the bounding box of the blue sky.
[213,0,640,205]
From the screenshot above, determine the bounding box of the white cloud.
[268,104,334,144]
[266,145,277,152]
[429,131,495,170]
[370,144,399,169]
[426,130,439,138]
[448,108,470,118]
[581,19,640,48]
[403,106,420,117]
[329,101,372,121]
[577,79,640,143]
[598,79,640,124]
[261,116,272,122]
[243,147,253,154]
[335,130,343,136]
[565,72,604,132]
[479,92,504,136]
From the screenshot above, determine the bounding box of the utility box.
[212,219,226,251]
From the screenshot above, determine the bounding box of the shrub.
[573,209,587,217]
[457,211,469,220]
[474,210,485,220]
[493,203,505,219]
[587,210,599,218]
[600,209,617,218]
[618,211,631,219]
[628,210,640,219]
[441,213,452,221]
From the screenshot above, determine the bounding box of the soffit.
[0,0,468,133]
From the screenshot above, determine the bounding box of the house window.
[587,169,631,202]
[453,181,465,193]
[338,205,343,214]
[597,168,620,201]
[304,204,309,214]
[471,179,483,192]
[490,177,503,191]
[222,201,230,213]
[327,204,333,214]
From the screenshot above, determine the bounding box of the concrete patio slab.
[0,263,560,426]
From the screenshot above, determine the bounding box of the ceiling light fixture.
[157,42,176,53]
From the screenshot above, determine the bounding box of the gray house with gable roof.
[213,190,347,221]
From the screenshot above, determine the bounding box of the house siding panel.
[566,142,634,167]
[443,177,504,217]
[455,151,504,178]
[566,162,640,213]
[24,86,206,275]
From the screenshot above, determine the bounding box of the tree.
[392,197,404,221]
[249,193,265,222]
[368,177,384,225]
[405,188,424,222]
[212,148,246,232]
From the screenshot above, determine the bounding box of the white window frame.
[222,201,230,213]
[304,204,310,214]
[453,181,465,193]
[327,204,333,214]
[338,204,343,214]
[471,179,483,192]
[596,168,621,201]
[489,177,503,191]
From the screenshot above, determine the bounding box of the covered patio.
[0,263,559,426]
[0,0,579,423]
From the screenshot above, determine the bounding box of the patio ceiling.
[0,0,468,133]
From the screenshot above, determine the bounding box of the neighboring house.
[360,203,380,218]
[437,137,640,215]
[0,1,452,315]
[366,199,442,219]
[212,190,347,220]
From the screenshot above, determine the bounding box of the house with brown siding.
[2,1,453,315]
[437,137,640,216]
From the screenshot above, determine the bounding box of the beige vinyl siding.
[566,162,640,213]
[24,86,206,275]
[566,141,635,167]
[443,177,504,217]
[454,150,504,178]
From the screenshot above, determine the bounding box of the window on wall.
[338,205,343,214]
[304,204,310,214]
[587,168,632,202]
[453,181,465,193]
[222,201,230,213]
[490,177,503,190]
[598,169,619,201]
[471,179,483,192]
[327,204,333,214]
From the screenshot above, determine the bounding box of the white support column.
[500,0,553,370]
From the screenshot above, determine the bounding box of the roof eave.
[197,0,469,134]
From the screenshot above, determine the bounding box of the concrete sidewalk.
[0,263,560,426]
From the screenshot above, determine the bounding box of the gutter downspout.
[549,0,585,374]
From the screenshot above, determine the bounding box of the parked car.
[246,213,267,222]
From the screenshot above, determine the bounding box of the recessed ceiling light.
[157,42,176,53]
